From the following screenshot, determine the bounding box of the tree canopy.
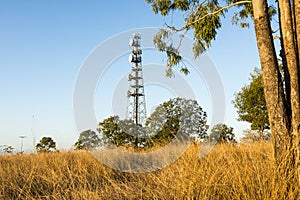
[145,97,208,146]
[2,146,14,154]
[97,116,135,147]
[98,98,208,149]
[36,137,57,153]
[210,123,236,143]
[146,0,275,76]
[233,68,269,134]
[74,129,101,150]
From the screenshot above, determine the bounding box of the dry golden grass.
[0,142,297,199]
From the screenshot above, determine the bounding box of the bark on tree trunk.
[252,0,298,198]
[277,2,291,116]
[279,0,300,190]
[294,0,300,62]
[293,0,300,185]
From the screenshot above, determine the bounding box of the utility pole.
[32,114,36,152]
[19,135,26,154]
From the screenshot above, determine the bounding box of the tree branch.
[166,1,252,32]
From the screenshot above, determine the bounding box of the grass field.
[0,142,297,199]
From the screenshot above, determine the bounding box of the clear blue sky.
[0,0,260,152]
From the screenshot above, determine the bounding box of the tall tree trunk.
[252,0,298,198]
[293,0,300,186]
[277,2,291,116]
[294,0,300,63]
[279,0,300,189]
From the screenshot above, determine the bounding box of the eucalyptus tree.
[145,0,299,196]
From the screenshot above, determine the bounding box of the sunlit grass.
[0,142,297,199]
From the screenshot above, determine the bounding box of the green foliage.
[210,123,236,143]
[74,130,101,150]
[188,0,223,55]
[149,0,224,75]
[230,1,276,28]
[36,137,57,153]
[97,116,135,147]
[98,98,208,149]
[3,146,14,154]
[230,0,253,28]
[233,68,269,132]
[145,98,182,146]
[145,0,277,74]
[146,0,190,16]
[145,97,208,147]
[153,29,182,77]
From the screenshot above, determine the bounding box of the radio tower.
[126,33,147,126]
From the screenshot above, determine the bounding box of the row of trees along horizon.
[1,0,298,197]
[1,68,269,153]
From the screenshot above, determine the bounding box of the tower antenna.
[126,33,147,126]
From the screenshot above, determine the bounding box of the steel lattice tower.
[126,33,147,126]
